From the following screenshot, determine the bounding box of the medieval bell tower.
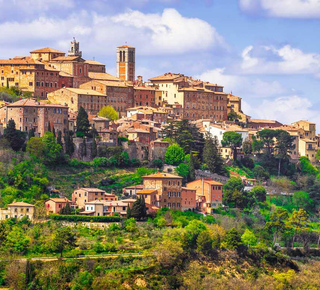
[116,45,135,82]
[68,37,82,57]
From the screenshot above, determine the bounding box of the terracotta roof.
[85,60,104,65]
[7,99,68,108]
[30,47,65,54]
[142,172,183,179]
[134,86,156,91]
[50,56,81,62]
[149,73,184,81]
[85,200,106,205]
[249,119,281,124]
[77,188,106,192]
[0,57,43,65]
[8,201,34,207]
[64,88,106,96]
[186,179,223,186]
[228,94,241,101]
[137,189,157,194]
[88,72,121,82]
[93,80,129,87]
[118,45,135,48]
[47,198,71,203]
[124,185,144,189]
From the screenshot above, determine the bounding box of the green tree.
[196,230,213,255]
[98,105,119,121]
[241,228,257,246]
[130,197,147,220]
[57,130,63,147]
[289,208,309,247]
[227,111,241,121]
[92,135,97,159]
[203,134,224,174]
[251,186,267,203]
[223,177,245,207]
[60,202,72,215]
[242,140,253,155]
[257,129,278,155]
[299,156,318,175]
[42,131,62,164]
[175,163,189,180]
[221,131,242,161]
[5,226,30,254]
[64,130,74,156]
[253,165,270,181]
[76,106,90,136]
[152,158,163,169]
[81,138,87,158]
[275,130,295,176]
[4,119,26,151]
[28,128,35,140]
[266,207,289,245]
[26,137,46,160]
[125,218,138,232]
[292,191,314,212]
[165,144,185,165]
[221,228,243,250]
[188,152,196,182]
[52,227,76,257]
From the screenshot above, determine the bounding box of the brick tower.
[117,45,135,82]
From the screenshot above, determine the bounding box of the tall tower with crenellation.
[117,45,135,82]
[68,37,82,57]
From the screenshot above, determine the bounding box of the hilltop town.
[1,40,320,289]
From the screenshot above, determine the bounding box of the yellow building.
[0,202,35,221]
[47,87,107,114]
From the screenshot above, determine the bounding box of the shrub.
[93,157,111,168]
[49,214,122,222]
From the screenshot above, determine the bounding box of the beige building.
[142,172,183,209]
[72,188,117,210]
[0,202,35,221]
[186,179,223,212]
[80,80,133,117]
[0,99,68,136]
[149,73,228,121]
[47,87,107,114]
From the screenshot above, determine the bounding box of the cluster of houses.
[0,172,224,221]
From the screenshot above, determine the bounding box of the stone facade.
[47,87,107,115]
[117,45,135,82]
[0,202,35,221]
[142,172,183,209]
[80,80,133,117]
[0,99,68,136]
[134,87,156,107]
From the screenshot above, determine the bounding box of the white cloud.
[240,45,320,75]
[244,95,320,125]
[239,0,320,19]
[197,67,285,98]
[112,8,226,53]
[0,8,225,58]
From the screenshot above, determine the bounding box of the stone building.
[186,179,223,212]
[0,201,35,221]
[149,73,228,121]
[47,87,107,115]
[0,99,68,136]
[134,86,156,107]
[72,188,117,210]
[45,198,72,214]
[142,172,183,209]
[181,187,197,211]
[80,80,133,117]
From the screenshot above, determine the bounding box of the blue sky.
[1,0,320,125]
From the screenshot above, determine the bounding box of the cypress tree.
[203,133,224,174]
[52,125,56,137]
[92,134,97,158]
[131,197,147,221]
[4,119,25,151]
[57,131,63,147]
[126,205,132,219]
[188,152,196,182]
[28,128,35,140]
[64,130,74,156]
[76,106,90,136]
[47,122,51,132]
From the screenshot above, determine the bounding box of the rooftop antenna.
[93,56,95,61]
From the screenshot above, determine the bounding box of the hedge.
[49,214,123,222]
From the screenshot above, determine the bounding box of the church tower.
[117,45,135,82]
[68,37,82,57]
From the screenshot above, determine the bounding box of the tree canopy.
[98,106,119,121]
